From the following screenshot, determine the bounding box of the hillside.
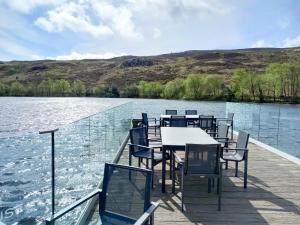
[1,47,300,89]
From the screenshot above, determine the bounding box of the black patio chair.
[142,113,160,136]
[208,123,229,147]
[165,109,177,115]
[198,115,216,133]
[129,127,170,185]
[185,110,197,115]
[185,110,198,126]
[169,115,187,127]
[221,130,250,188]
[174,144,223,211]
[217,112,234,139]
[45,163,159,225]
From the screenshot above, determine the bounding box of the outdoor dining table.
[160,114,199,126]
[161,127,219,193]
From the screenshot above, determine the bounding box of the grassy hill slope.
[1,47,300,89]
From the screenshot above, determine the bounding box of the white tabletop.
[160,115,199,119]
[161,127,219,147]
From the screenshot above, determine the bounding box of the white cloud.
[49,51,127,60]
[35,2,113,37]
[282,35,300,48]
[251,40,273,48]
[4,0,66,14]
[91,1,143,40]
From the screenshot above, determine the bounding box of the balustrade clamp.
[39,128,59,219]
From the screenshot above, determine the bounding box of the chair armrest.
[148,137,162,142]
[217,118,232,121]
[214,137,229,142]
[134,201,160,225]
[128,143,153,150]
[45,189,102,224]
[223,147,248,151]
[173,152,184,164]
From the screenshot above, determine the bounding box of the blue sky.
[0,0,300,61]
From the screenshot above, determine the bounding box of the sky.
[0,0,300,61]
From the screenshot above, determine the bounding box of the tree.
[37,79,54,96]
[184,74,206,100]
[0,82,8,96]
[9,81,25,96]
[53,79,71,96]
[121,84,139,98]
[72,80,86,96]
[204,75,225,98]
[138,81,164,98]
[163,78,185,99]
[231,69,251,101]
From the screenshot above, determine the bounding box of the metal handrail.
[45,189,102,225]
[75,132,130,225]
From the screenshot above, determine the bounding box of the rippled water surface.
[0,97,130,138]
[0,98,300,224]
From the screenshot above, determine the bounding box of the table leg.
[172,150,175,194]
[162,146,166,193]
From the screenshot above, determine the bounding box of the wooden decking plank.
[87,132,300,225]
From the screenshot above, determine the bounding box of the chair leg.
[181,169,185,212]
[129,154,132,166]
[244,153,248,189]
[150,214,154,225]
[172,153,177,194]
[151,160,154,188]
[225,160,228,169]
[235,161,238,177]
[146,159,149,169]
[169,152,173,179]
[138,158,141,167]
[208,178,211,193]
[231,123,233,140]
[218,176,222,210]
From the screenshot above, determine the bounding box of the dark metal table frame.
[161,127,219,193]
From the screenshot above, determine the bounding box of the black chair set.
[133,111,249,212]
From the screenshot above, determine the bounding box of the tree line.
[0,63,299,103]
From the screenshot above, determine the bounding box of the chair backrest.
[141,113,148,125]
[129,127,148,153]
[217,123,229,138]
[166,110,177,115]
[184,144,221,175]
[170,115,187,127]
[185,110,197,115]
[236,130,250,157]
[100,163,152,222]
[141,113,149,133]
[228,113,234,121]
[199,115,216,131]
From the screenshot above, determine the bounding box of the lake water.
[0,97,299,224]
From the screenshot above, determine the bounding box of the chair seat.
[100,214,135,225]
[149,142,162,149]
[133,150,163,161]
[148,121,160,127]
[222,151,243,161]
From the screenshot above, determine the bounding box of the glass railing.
[130,99,299,158]
[0,102,133,225]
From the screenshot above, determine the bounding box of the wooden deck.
[88,136,300,225]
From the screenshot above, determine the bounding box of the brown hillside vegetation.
[1,47,300,88]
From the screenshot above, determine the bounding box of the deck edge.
[233,130,300,166]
